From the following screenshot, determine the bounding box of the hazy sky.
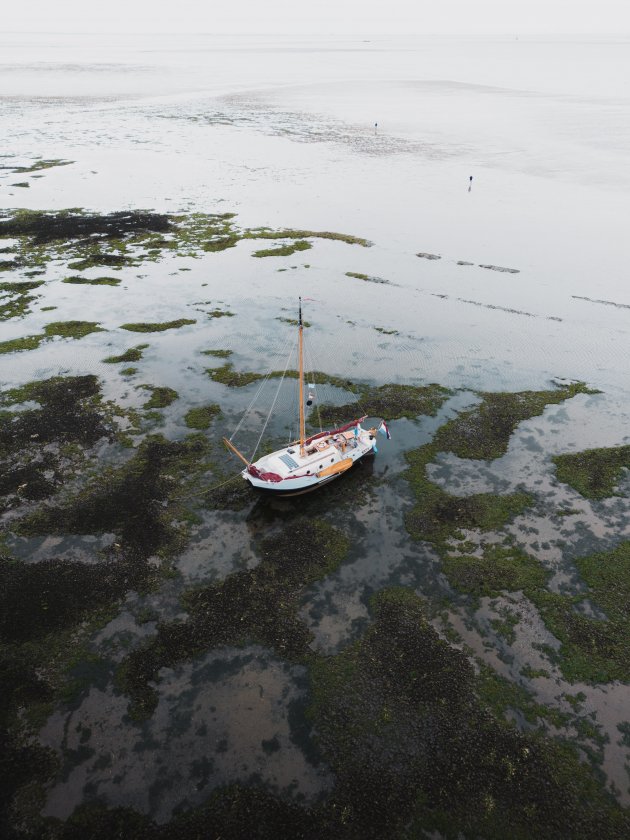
[4,0,630,35]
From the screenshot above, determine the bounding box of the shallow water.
[1,32,630,828]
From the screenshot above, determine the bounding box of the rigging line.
[303,336,323,434]
[230,330,295,440]
[229,331,296,441]
[249,338,296,462]
[171,471,242,501]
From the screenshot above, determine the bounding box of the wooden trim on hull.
[317,457,353,478]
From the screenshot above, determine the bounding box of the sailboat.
[223,298,390,495]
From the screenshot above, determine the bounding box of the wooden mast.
[222,437,250,466]
[298,297,305,456]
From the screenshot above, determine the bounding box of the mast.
[298,297,305,456]
[222,437,250,466]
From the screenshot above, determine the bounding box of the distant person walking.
[468,175,473,192]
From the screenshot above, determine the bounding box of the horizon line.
[2,30,629,37]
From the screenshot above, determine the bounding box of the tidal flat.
[2,31,630,839]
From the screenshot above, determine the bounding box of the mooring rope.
[171,470,243,501]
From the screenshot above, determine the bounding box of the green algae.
[577,541,630,620]
[404,442,533,546]
[201,348,232,358]
[528,542,630,683]
[473,539,630,685]
[0,454,63,507]
[120,319,195,332]
[0,281,44,293]
[289,370,362,393]
[0,209,171,245]
[245,227,371,247]
[0,321,104,353]
[206,363,362,394]
[206,363,263,387]
[307,587,629,839]
[120,367,137,376]
[442,544,549,598]
[9,159,73,174]
[0,382,187,776]
[553,445,630,499]
[319,382,451,425]
[0,280,44,320]
[402,383,602,549]
[0,374,141,517]
[490,608,521,644]
[476,662,570,728]
[102,344,149,364]
[0,555,135,643]
[441,531,630,684]
[118,518,349,719]
[0,334,43,354]
[434,383,597,461]
[206,309,234,318]
[276,316,311,327]
[1,375,115,455]
[184,404,221,429]
[44,321,104,339]
[345,271,388,284]
[68,253,130,270]
[530,591,628,683]
[62,275,121,286]
[374,326,398,335]
[0,209,371,280]
[14,433,211,559]
[44,788,313,839]
[139,386,179,409]
[252,240,312,257]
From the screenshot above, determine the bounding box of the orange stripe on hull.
[316,458,353,479]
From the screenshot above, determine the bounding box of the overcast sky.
[3,0,630,35]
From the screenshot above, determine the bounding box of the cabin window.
[319,464,323,469]
[307,470,310,474]
[331,458,334,462]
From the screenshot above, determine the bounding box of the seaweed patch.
[306,588,629,838]
[478,264,520,273]
[120,319,195,332]
[62,276,121,286]
[102,344,149,364]
[0,280,44,321]
[117,519,349,718]
[184,404,221,429]
[319,383,451,425]
[553,445,630,499]
[138,386,179,409]
[252,240,312,258]
[345,271,389,284]
[431,383,596,461]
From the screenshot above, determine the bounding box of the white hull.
[242,423,377,494]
